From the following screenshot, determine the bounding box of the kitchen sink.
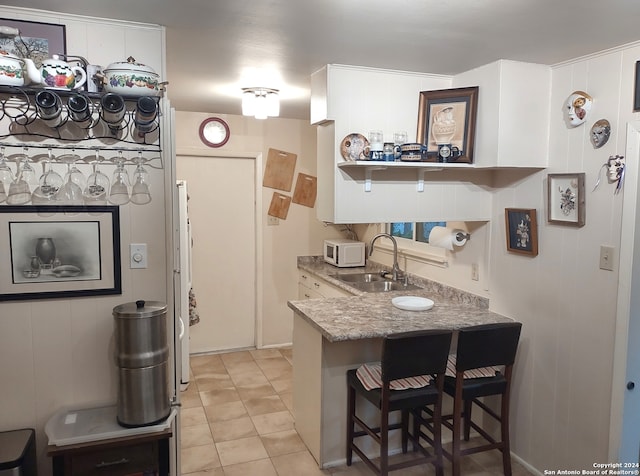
[330,273,422,293]
[330,273,385,283]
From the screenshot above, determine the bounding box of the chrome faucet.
[369,233,404,282]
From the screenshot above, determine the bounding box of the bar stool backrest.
[455,322,522,372]
[382,329,453,383]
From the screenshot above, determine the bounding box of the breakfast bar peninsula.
[288,259,514,468]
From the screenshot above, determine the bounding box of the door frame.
[610,121,640,461]
[176,147,264,349]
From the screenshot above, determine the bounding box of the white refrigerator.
[177,179,192,391]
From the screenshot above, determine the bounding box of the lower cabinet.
[298,270,352,299]
[47,429,171,476]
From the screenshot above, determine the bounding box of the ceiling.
[3,1,640,120]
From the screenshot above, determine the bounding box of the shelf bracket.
[416,168,444,192]
[364,165,387,192]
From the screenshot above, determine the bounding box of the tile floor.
[180,347,535,475]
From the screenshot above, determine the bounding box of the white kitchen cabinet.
[452,59,551,168]
[298,270,351,299]
[311,64,492,224]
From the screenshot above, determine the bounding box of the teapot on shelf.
[0,51,87,90]
[39,54,87,90]
[0,50,42,87]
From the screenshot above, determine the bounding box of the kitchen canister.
[113,300,170,427]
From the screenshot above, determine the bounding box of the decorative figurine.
[565,91,593,127]
[590,119,611,148]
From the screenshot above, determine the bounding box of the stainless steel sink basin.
[330,273,422,293]
[330,273,385,283]
[351,281,423,293]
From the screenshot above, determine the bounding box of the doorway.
[177,154,258,353]
[612,121,640,462]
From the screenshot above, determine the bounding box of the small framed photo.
[505,208,538,256]
[547,173,586,227]
[417,86,479,163]
[0,206,121,301]
[0,18,66,68]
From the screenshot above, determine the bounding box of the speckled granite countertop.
[289,256,512,342]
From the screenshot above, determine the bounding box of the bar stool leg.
[451,378,463,476]
[346,384,355,466]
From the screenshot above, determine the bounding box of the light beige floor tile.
[279,391,294,412]
[330,461,378,475]
[182,469,225,476]
[225,360,262,375]
[216,435,269,466]
[180,389,203,409]
[250,348,283,359]
[191,354,225,373]
[222,457,278,476]
[261,429,308,457]
[209,416,257,442]
[236,382,277,400]
[269,376,292,394]
[194,374,235,392]
[181,443,221,474]
[229,369,270,386]
[204,400,247,422]
[181,406,208,428]
[199,387,241,406]
[251,410,294,435]
[279,347,293,363]
[220,351,254,366]
[271,450,332,476]
[181,423,214,448]
[243,395,287,416]
[256,357,292,380]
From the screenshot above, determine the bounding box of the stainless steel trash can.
[113,299,170,427]
[0,429,36,476]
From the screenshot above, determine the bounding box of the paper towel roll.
[428,226,468,250]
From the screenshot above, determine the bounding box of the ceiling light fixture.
[241,87,279,119]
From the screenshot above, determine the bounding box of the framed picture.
[417,86,479,163]
[547,173,586,227]
[634,61,640,112]
[505,208,538,256]
[0,206,121,301]
[0,18,66,68]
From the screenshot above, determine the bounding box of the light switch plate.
[130,243,148,269]
[599,245,615,271]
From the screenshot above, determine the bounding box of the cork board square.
[292,173,317,208]
[263,148,297,191]
[268,192,292,219]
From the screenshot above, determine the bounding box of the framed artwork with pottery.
[0,205,121,301]
[417,86,478,163]
[547,173,586,227]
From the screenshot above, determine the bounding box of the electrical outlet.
[599,245,615,271]
[471,263,479,281]
[267,216,280,226]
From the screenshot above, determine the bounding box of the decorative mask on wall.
[593,154,625,195]
[565,90,593,127]
[590,119,611,148]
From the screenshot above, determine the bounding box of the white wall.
[0,7,170,476]
[174,111,347,348]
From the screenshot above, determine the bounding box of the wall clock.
[199,117,230,148]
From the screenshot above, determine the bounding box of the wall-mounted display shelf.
[337,161,473,192]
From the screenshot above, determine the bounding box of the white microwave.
[323,239,366,267]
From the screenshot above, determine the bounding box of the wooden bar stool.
[441,322,522,476]
[346,329,453,476]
